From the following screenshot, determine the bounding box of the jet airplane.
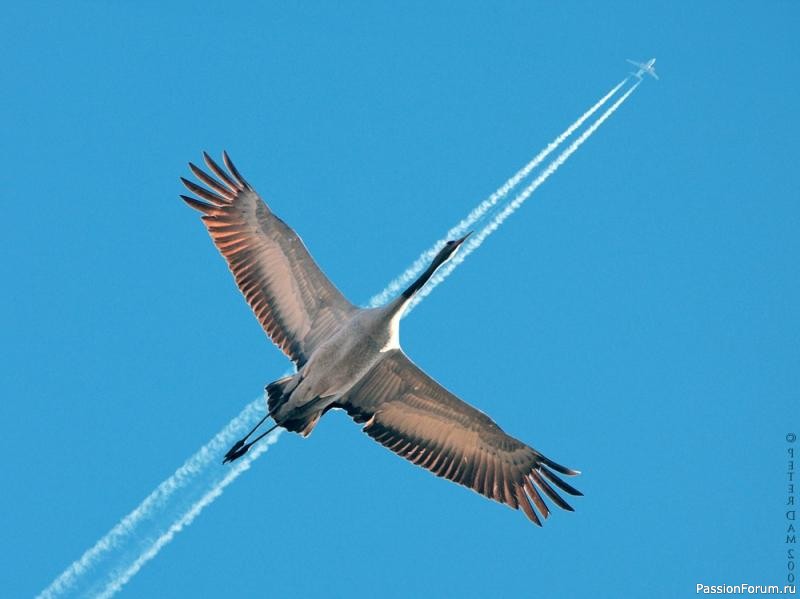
[627,58,658,80]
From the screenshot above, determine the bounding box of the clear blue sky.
[3,2,798,598]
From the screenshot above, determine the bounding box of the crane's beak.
[454,231,472,248]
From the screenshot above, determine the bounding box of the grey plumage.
[180,152,581,525]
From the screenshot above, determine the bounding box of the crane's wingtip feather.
[540,467,583,497]
[222,150,252,190]
[180,194,215,214]
[202,150,241,192]
[539,455,580,476]
[188,162,236,202]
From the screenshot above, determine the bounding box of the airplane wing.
[626,59,642,68]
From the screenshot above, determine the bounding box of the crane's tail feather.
[266,375,295,416]
[266,375,321,437]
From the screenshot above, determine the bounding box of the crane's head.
[399,232,473,302]
[432,232,472,268]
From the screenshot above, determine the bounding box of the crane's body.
[267,301,405,435]
[179,152,582,526]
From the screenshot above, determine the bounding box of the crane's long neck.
[386,257,443,320]
[402,259,441,301]
[383,235,468,323]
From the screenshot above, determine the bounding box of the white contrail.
[368,78,628,308]
[36,397,278,599]
[406,81,641,313]
[92,433,279,599]
[39,78,639,599]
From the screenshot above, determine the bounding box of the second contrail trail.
[36,398,278,599]
[92,432,279,599]
[406,81,641,313]
[369,78,627,308]
[38,77,640,599]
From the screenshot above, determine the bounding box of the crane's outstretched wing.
[338,349,582,525]
[180,152,356,366]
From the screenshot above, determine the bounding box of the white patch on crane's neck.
[379,297,409,352]
[381,311,402,352]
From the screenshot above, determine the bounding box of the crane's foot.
[222,421,280,464]
[223,439,249,464]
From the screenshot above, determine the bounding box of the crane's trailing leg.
[223,373,305,463]
[223,415,279,464]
